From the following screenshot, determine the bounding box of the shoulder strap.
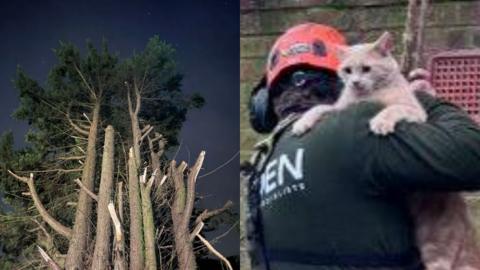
[243,114,298,270]
[250,114,298,173]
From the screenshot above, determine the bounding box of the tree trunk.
[91,125,115,270]
[65,102,100,270]
[240,171,252,270]
[170,151,205,270]
[171,161,195,270]
[141,173,157,270]
[401,0,429,74]
[128,148,144,270]
[127,88,142,165]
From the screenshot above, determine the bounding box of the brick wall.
[240,0,480,160]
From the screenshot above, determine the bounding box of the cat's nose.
[353,81,361,88]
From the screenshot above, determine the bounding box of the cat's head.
[336,32,400,96]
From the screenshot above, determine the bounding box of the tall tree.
[0,36,239,270]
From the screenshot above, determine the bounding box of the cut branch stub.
[108,202,123,243]
[195,200,234,225]
[37,245,61,270]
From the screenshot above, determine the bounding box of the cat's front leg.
[292,104,335,135]
[369,104,427,136]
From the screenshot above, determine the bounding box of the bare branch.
[82,112,92,125]
[134,85,141,116]
[190,221,204,241]
[76,146,86,154]
[37,246,61,270]
[140,126,154,143]
[195,200,233,225]
[159,175,167,186]
[70,135,88,141]
[31,218,53,245]
[183,151,205,227]
[8,170,28,183]
[117,182,124,222]
[57,155,85,161]
[73,64,96,99]
[126,83,134,116]
[74,178,98,202]
[66,108,90,136]
[108,202,123,243]
[8,171,72,238]
[141,124,152,134]
[146,169,158,190]
[16,168,83,173]
[195,230,233,270]
[109,201,127,270]
[140,167,148,184]
[149,133,164,144]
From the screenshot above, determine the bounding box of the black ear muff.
[248,77,278,133]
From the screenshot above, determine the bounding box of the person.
[244,23,480,270]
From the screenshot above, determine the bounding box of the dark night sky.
[0,0,239,256]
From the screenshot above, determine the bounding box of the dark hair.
[271,68,343,119]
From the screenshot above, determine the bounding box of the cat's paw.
[292,106,332,136]
[369,113,396,136]
[292,116,316,136]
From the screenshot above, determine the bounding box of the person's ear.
[373,31,394,56]
[334,45,350,61]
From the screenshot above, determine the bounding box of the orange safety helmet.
[266,23,347,87]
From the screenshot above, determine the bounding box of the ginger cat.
[292,32,480,269]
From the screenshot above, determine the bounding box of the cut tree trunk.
[170,151,205,270]
[65,102,101,270]
[141,170,157,270]
[128,148,144,270]
[91,125,115,270]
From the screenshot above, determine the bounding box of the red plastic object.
[430,50,480,123]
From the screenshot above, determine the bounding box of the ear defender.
[248,77,278,133]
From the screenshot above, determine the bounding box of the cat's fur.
[292,32,480,269]
[292,32,426,135]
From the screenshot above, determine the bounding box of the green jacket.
[256,92,480,270]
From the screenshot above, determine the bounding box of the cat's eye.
[361,66,371,73]
[343,67,352,74]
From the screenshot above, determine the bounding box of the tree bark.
[109,202,127,270]
[127,87,142,165]
[91,125,115,270]
[38,245,61,270]
[65,101,100,270]
[141,170,157,270]
[400,0,429,73]
[170,151,205,270]
[128,148,144,270]
[240,171,253,270]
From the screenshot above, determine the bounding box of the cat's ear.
[334,45,349,61]
[373,31,394,56]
